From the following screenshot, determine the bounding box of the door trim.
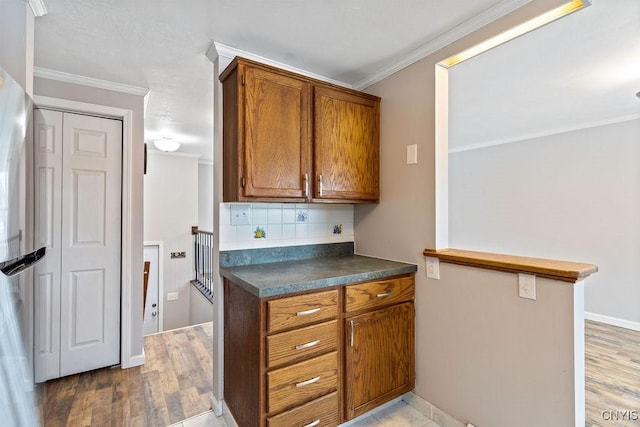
[33,95,142,368]
[143,241,164,332]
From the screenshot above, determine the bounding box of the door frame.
[32,95,140,368]
[143,241,164,332]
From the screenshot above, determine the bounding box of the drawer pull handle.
[296,307,320,316]
[295,340,320,350]
[377,292,393,298]
[303,420,320,427]
[295,376,320,388]
[350,320,355,347]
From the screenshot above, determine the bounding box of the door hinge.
[241,177,246,188]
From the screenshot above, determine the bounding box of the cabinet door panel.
[314,87,379,202]
[244,66,311,199]
[345,302,415,420]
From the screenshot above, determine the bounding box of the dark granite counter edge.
[220,264,418,298]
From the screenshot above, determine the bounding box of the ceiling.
[32,0,639,160]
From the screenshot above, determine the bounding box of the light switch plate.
[426,257,440,279]
[518,273,536,300]
[230,204,251,225]
[407,144,418,165]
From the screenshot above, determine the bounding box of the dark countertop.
[220,254,417,298]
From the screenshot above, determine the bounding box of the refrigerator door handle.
[0,247,46,277]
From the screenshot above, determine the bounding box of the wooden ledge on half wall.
[422,248,598,283]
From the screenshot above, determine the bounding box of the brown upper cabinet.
[220,57,380,203]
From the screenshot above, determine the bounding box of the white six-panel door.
[34,109,122,381]
[33,109,63,382]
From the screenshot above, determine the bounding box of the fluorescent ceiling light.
[154,137,180,152]
[439,0,591,68]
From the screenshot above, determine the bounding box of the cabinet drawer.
[267,391,339,427]
[267,289,338,333]
[345,276,414,313]
[267,351,338,414]
[267,320,337,369]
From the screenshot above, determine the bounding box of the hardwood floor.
[43,323,213,427]
[41,319,638,426]
[586,320,640,426]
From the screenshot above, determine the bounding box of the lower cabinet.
[344,302,415,420]
[223,273,415,426]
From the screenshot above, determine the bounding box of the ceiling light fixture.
[154,137,180,152]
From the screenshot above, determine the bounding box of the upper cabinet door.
[313,86,380,203]
[243,65,311,200]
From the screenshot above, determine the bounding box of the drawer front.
[267,320,338,369]
[345,276,414,313]
[267,391,339,427]
[268,289,338,333]
[267,351,338,414]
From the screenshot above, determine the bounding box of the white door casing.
[33,109,122,380]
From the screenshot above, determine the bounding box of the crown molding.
[28,0,48,17]
[449,113,640,154]
[213,42,352,89]
[34,67,149,96]
[353,0,533,90]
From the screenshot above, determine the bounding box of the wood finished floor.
[43,322,213,427]
[42,320,639,426]
[586,320,640,427]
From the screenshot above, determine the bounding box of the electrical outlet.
[230,204,251,225]
[425,257,440,279]
[167,292,179,301]
[518,273,536,300]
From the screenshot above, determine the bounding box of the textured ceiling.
[32,1,639,160]
[32,0,510,160]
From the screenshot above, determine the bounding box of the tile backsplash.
[219,203,354,250]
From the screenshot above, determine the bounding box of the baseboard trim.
[585,312,640,332]
[403,392,466,427]
[221,401,238,427]
[210,394,222,417]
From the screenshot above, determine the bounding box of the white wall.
[144,151,199,331]
[0,0,34,95]
[198,162,214,231]
[450,118,640,327]
[189,285,213,325]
